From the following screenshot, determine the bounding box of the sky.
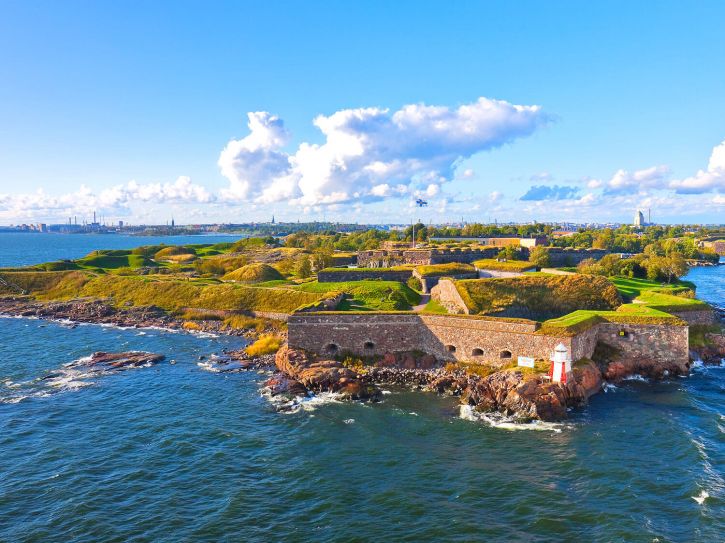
[0,0,723,225]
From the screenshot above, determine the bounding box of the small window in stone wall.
[500,350,512,359]
[325,343,339,354]
[472,348,484,356]
[618,329,631,339]
[446,345,456,353]
[364,341,375,350]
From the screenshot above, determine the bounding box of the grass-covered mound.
[472,259,536,272]
[295,280,420,311]
[11,272,324,313]
[222,263,284,283]
[415,262,476,277]
[0,270,81,294]
[456,274,621,319]
[76,250,154,269]
[154,246,197,263]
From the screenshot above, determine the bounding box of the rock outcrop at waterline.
[270,346,381,401]
[74,351,166,370]
[271,346,607,421]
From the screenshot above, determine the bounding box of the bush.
[407,276,423,291]
[245,334,282,356]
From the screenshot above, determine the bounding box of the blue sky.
[0,0,723,224]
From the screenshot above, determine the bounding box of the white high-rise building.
[633,210,645,227]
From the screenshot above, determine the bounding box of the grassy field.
[472,259,536,272]
[295,280,420,311]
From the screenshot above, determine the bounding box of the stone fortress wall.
[358,247,609,268]
[287,312,689,368]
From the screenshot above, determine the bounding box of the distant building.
[633,210,646,227]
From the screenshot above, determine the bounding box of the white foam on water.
[692,490,709,505]
[260,388,344,414]
[602,382,618,393]
[381,390,392,395]
[459,405,565,432]
[622,374,649,382]
[343,419,355,424]
[197,360,247,373]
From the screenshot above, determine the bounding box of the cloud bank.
[218,97,549,206]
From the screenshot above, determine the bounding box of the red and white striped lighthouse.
[549,343,572,384]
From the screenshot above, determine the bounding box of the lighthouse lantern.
[549,343,571,384]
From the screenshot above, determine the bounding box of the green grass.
[295,280,420,311]
[455,274,622,319]
[20,272,324,313]
[415,262,475,277]
[222,263,284,283]
[689,324,723,348]
[75,253,155,270]
[538,304,686,336]
[472,259,537,272]
[635,290,709,312]
[422,297,449,314]
[609,276,696,299]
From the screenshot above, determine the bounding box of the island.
[1,228,723,422]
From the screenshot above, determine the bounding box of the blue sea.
[0,234,722,542]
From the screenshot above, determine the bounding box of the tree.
[662,252,689,283]
[592,228,615,250]
[528,246,551,268]
[497,246,524,261]
[295,256,312,278]
[311,249,333,272]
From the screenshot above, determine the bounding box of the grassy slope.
[415,262,475,277]
[295,280,420,311]
[222,263,284,282]
[455,274,621,319]
[472,259,536,272]
[539,274,707,335]
[2,271,323,313]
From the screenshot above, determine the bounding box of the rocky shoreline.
[0,296,280,339]
[3,295,723,423]
[266,337,724,421]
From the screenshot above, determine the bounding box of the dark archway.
[472,348,484,356]
[446,345,456,353]
[500,350,512,359]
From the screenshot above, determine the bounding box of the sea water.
[0,234,722,542]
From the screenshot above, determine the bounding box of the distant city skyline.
[0,1,723,224]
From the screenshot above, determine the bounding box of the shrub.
[407,275,423,291]
[245,334,282,356]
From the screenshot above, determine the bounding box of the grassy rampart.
[455,274,621,319]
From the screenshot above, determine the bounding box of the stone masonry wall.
[596,322,689,366]
[430,279,470,314]
[288,313,568,364]
[317,269,413,283]
[287,313,689,369]
[669,309,716,325]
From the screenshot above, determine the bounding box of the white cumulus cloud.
[603,165,670,195]
[218,97,548,206]
[669,139,725,194]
